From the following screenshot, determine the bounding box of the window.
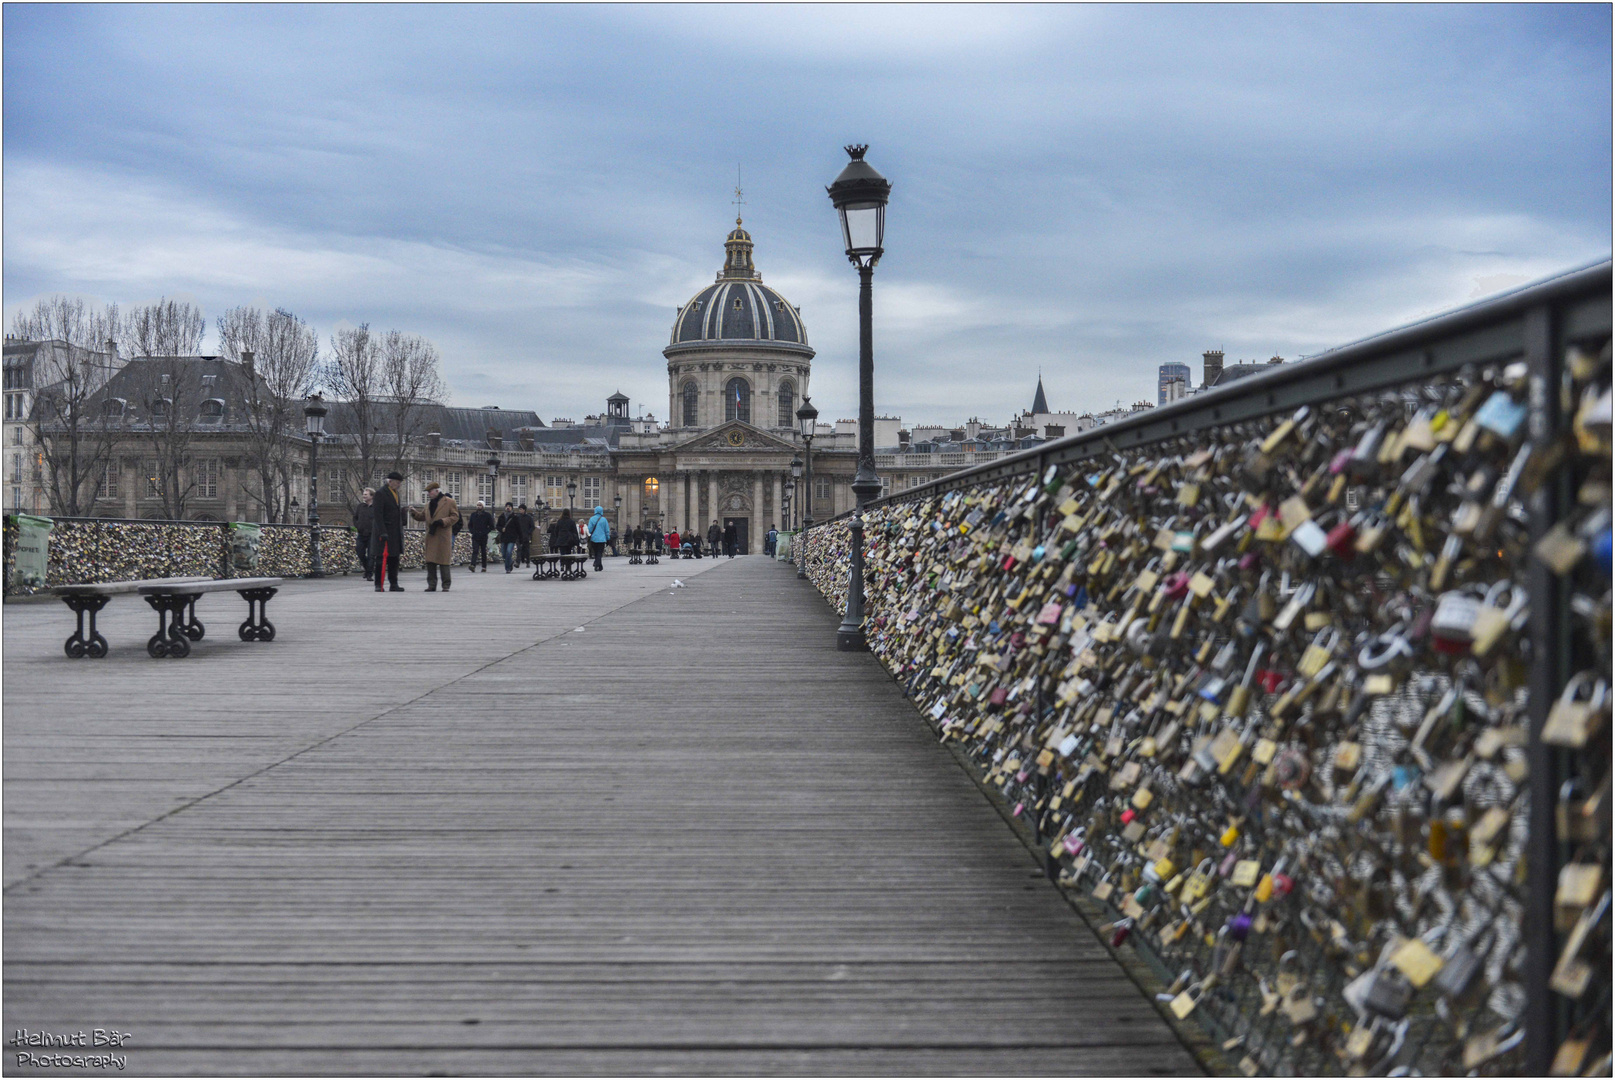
[511,474,528,504]
[150,397,171,419]
[8,455,19,483]
[724,377,750,423]
[733,297,743,310]
[198,398,225,424]
[478,472,494,503]
[99,459,120,500]
[145,460,162,497]
[446,472,462,499]
[328,467,347,496]
[196,458,219,500]
[682,381,699,427]
[102,398,125,419]
[581,476,602,505]
[815,477,831,501]
[546,475,566,508]
[777,380,794,428]
[30,452,41,483]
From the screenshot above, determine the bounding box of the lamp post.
[795,398,818,579]
[566,478,577,511]
[303,394,328,577]
[826,144,890,649]
[486,453,500,503]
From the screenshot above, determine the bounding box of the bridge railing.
[1,516,472,595]
[799,261,1611,1076]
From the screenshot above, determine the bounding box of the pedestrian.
[608,522,620,558]
[630,524,644,554]
[496,501,521,573]
[667,525,681,559]
[467,500,495,571]
[708,520,721,559]
[516,504,536,567]
[370,472,406,592]
[723,520,738,558]
[548,508,580,554]
[765,523,778,557]
[354,488,375,580]
[409,480,460,592]
[586,504,611,571]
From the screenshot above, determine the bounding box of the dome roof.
[668,222,809,349]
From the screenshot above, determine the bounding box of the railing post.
[1523,302,1569,1074]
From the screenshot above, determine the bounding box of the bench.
[628,543,643,566]
[532,553,562,580]
[133,577,283,658]
[559,553,589,580]
[53,577,212,659]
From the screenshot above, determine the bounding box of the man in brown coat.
[410,480,461,592]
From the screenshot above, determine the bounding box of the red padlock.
[1256,668,1285,695]
[1271,873,1295,898]
[1325,518,1357,559]
[1163,571,1192,600]
[1120,808,1137,825]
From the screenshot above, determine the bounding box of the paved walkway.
[3,557,1199,1075]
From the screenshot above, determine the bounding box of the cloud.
[3,4,1608,427]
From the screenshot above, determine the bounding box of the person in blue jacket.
[586,505,611,571]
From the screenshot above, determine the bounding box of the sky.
[4,4,1610,428]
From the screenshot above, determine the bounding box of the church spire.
[1032,374,1049,414]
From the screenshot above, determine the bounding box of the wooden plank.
[3,558,1202,1075]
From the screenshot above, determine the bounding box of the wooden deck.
[2,557,1201,1076]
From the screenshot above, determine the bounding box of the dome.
[668,222,809,349]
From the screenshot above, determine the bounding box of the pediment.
[670,421,797,454]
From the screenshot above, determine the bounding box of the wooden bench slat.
[137,577,282,595]
[53,577,211,596]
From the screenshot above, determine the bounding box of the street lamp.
[795,398,818,580]
[566,478,577,511]
[783,477,795,533]
[303,394,328,577]
[826,145,890,648]
[486,453,500,505]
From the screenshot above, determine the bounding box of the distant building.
[1012,376,1096,441]
[1158,362,1192,405]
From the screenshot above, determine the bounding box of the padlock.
[1542,672,1609,748]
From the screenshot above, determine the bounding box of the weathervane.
[733,166,745,225]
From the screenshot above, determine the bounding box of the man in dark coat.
[354,488,375,580]
[516,504,536,567]
[467,501,495,571]
[369,471,406,592]
[722,521,738,558]
[495,502,520,573]
[707,520,722,559]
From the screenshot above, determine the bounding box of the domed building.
[664,222,813,432]
[605,218,847,553]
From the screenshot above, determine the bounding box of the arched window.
[681,381,698,427]
[777,380,795,428]
[198,398,225,424]
[102,398,126,419]
[724,378,750,424]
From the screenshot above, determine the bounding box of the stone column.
[122,458,138,518]
[223,460,238,522]
[751,472,764,555]
[771,472,783,536]
[708,474,719,536]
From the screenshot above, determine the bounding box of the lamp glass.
[790,456,803,478]
[838,203,884,256]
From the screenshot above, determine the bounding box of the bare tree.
[217,306,319,522]
[323,324,387,503]
[380,330,446,475]
[9,296,124,516]
[123,357,206,519]
[120,298,206,358]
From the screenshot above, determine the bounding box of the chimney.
[240,349,254,380]
[487,429,503,450]
[106,338,118,360]
[1268,355,1284,365]
[425,430,440,449]
[1202,350,1224,388]
[518,432,534,451]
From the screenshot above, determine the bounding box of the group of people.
[352,471,461,592]
[353,482,784,590]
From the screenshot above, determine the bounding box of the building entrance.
[723,517,750,555]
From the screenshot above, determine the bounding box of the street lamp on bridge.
[795,398,818,580]
[303,394,328,578]
[826,144,890,648]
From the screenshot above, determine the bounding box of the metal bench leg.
[237,587,279,642]
[176,595,206,641]
[61,594,111,659]
[143,594,194,658]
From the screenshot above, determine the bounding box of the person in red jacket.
[667,526,681,559]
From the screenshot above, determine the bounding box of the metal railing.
[796,259,1612,1075]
